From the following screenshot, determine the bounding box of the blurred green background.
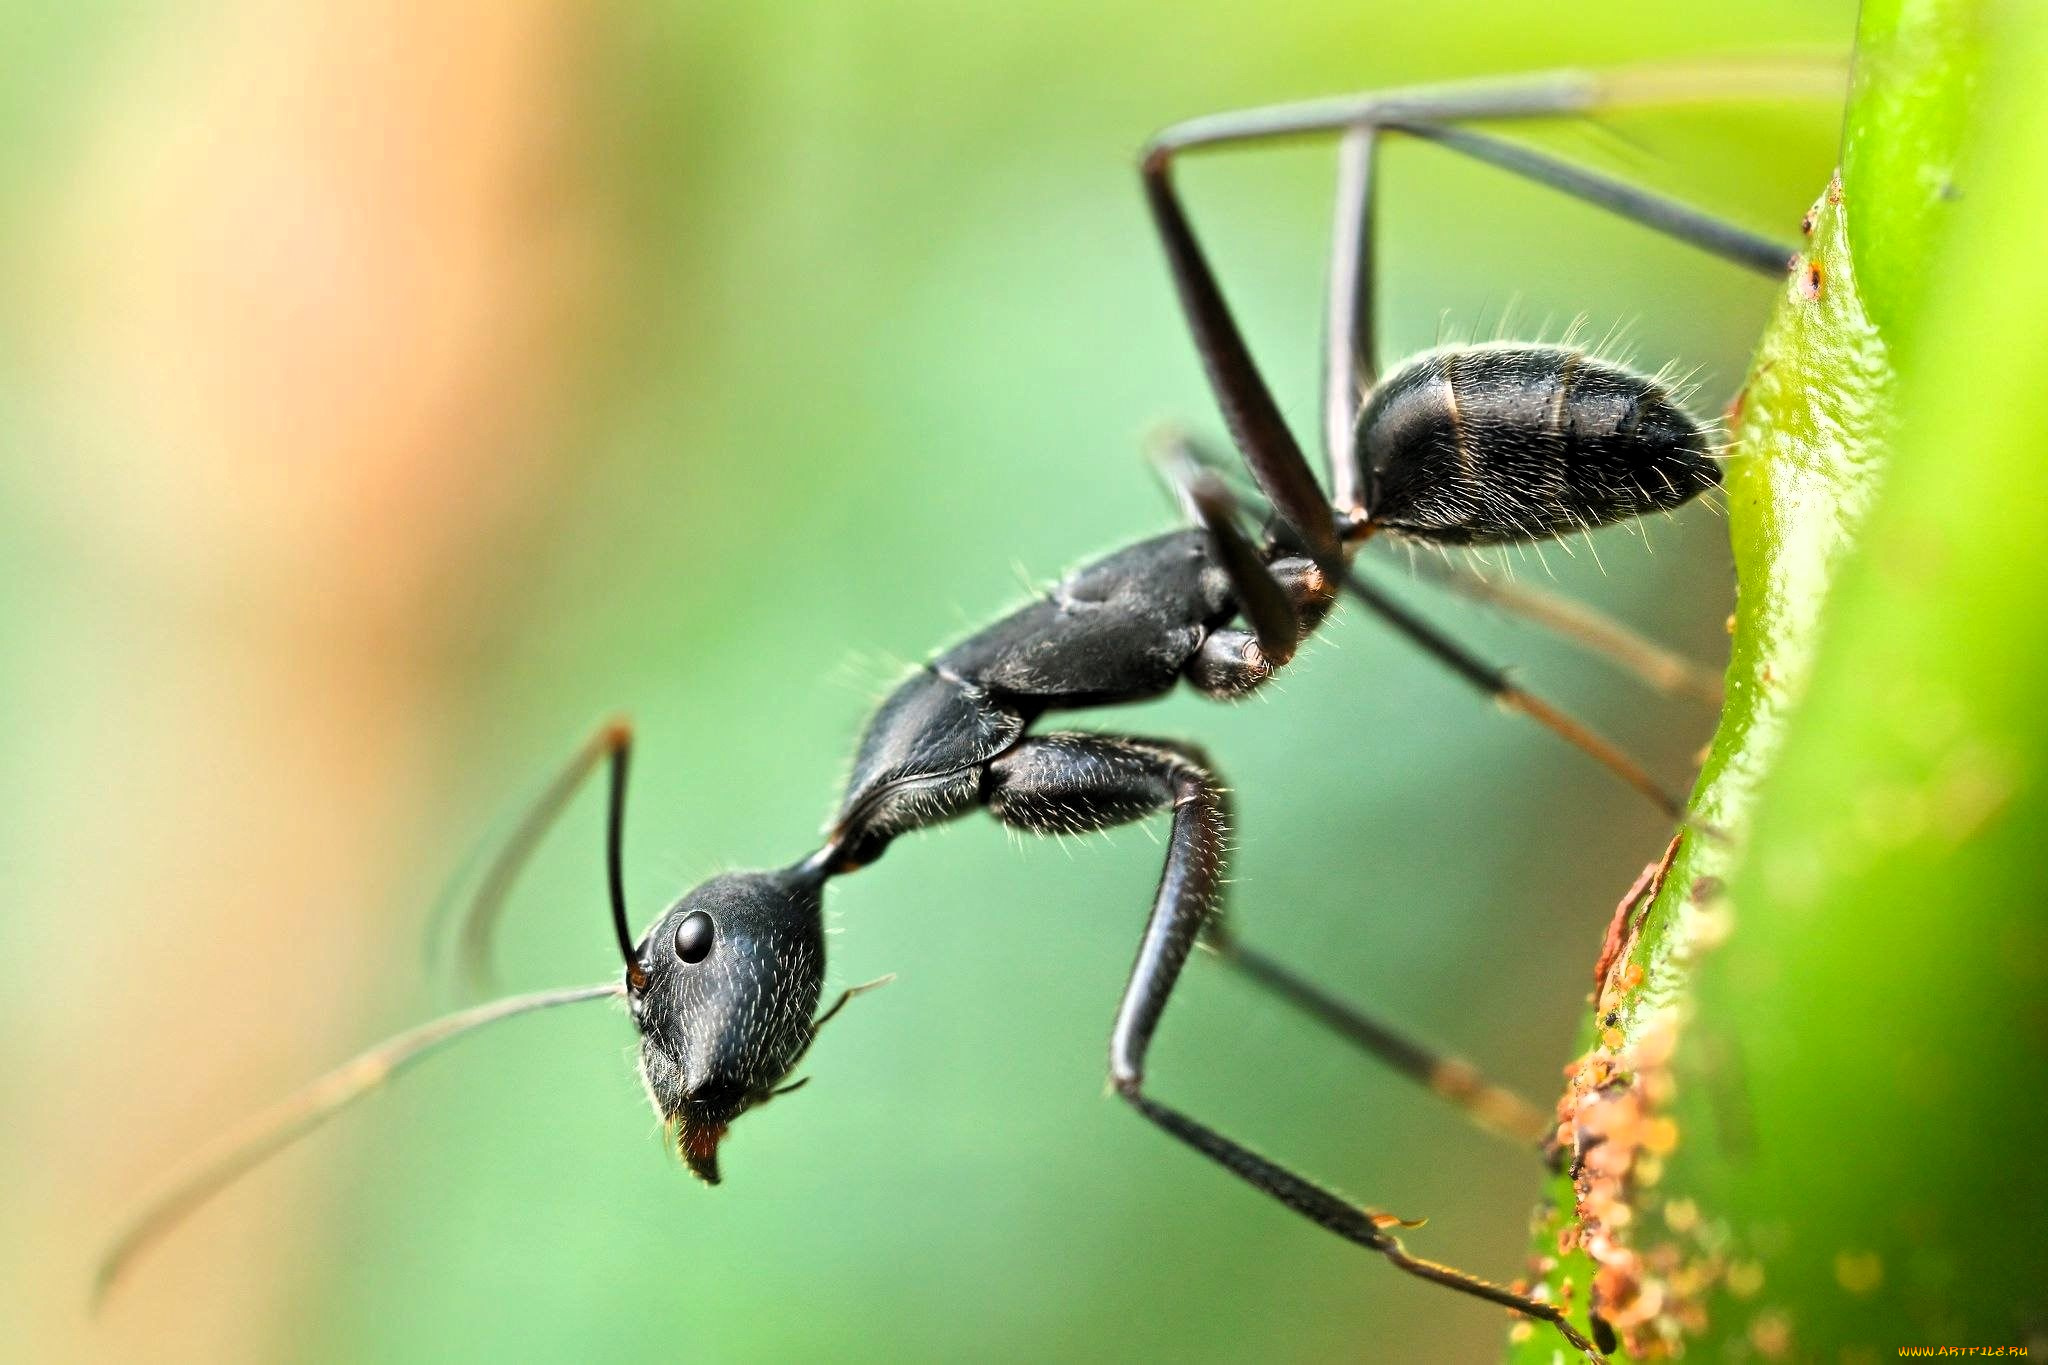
[0,2,1852,1361]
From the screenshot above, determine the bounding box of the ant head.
[628,867,825,1184]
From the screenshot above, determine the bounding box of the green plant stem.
[1503,2,2048,1359]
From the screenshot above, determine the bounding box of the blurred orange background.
[0,2,1850,1360]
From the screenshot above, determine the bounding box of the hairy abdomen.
[1356,343,1719,545]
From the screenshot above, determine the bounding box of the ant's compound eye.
[673,911,715,965]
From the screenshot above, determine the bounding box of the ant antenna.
[603,729,642,986]
[92,981,625,1309]
[457,718,644,993]
[100,719,656,1305]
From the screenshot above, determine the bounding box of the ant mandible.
[99,63,1809,1359]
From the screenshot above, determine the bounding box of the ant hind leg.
[981,732,1603,1359]
[1198,905,1550,1146]
[1409,555,1727,705]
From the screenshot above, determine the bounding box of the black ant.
[97,64,1811,1359]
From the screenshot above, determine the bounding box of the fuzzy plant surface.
[1506,1,2048,1360]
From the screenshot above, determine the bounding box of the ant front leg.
[981,733,1602,1359]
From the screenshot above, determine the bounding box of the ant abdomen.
[1356,343,1719,545]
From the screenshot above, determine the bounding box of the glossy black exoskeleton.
[1360,343,1719,544]
[102,65,1808,1360]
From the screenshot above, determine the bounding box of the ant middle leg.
[1338,558,1702,824]
[982,732,1600,1357]
[1411,556,1727,705]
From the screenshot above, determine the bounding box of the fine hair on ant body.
[97,60,1836,1360]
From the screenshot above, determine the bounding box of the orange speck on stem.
[1594,835,1679,991]
[1798,257,1826,301]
